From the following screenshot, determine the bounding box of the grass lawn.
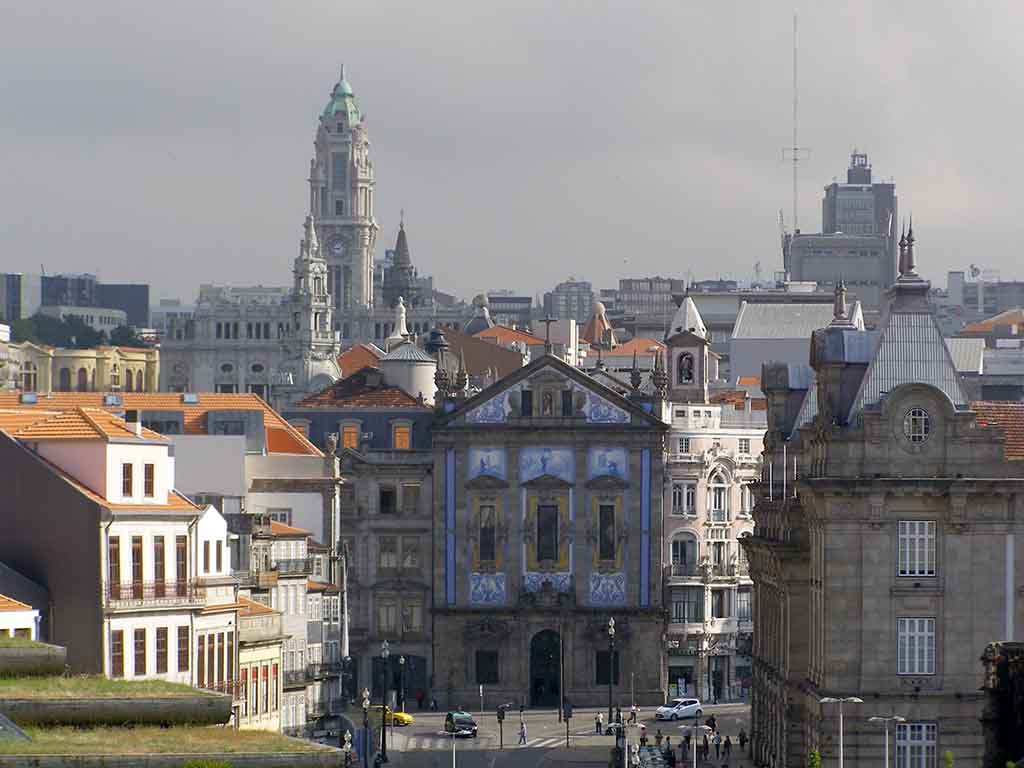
[0,636,48,649]
[0,726,332,755]
[0,675,215,699]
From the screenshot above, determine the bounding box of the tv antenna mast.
[782,12,809,231]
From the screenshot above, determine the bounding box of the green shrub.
[808,748,822,768]
[942,751,953,768]
[182,760,233,768]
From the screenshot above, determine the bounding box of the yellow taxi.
[371,705,415,726]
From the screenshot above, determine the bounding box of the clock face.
[329,237,345,257]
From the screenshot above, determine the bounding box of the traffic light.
[496,706,505,722]
[563,702,573,720]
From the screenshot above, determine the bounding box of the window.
[131,537,143,598]
[598,504,616,561]
[341,424,359,450]
[377,603,398,633]
[709,471,729,522]
[671,537,696,575]
[178,627,190,671]
[271,663,278,712]
[153,536,165,596]
[678,437,691,454]
[711,589,730,619]
[335,199,345,216]
[896,723,937,768]
[561,389,574,416]
[241,668,249,717]
[175,536,187,596]
[217,633,225,684]
[197,636,206,687]
[479,504,496,562]
[520,390,533,417]
[402,484,420,514]
[378,537,398,569]
[392,424,411,450]
[134,628,147,676]
[108,536,121,599]
[401,537,419,568]
[144,464,155,497]
[675,409,687,419]
[212,418,245,434]
[122,463,133,497]
[596,650,620,685]
[203,541,210,573]
[903,407,931,444]
[737,589,751,620]
[738,438,751,455]
[898,521,936,577]
[476,650,499,684]
[537,504,559,562]
[379,487,397,515]
[156,627,168,674]
[898,617,936,675]
[111,629,124,677]
[673,587,702,622]
[216,541,223,573]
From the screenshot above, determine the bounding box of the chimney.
[125,409,143,437]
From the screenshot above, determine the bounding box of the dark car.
[444,711,478,738]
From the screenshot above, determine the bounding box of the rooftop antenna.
[782,12,809,231]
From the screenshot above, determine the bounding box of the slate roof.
[295,367,427,409]
[381,342,435,363]
[0,393,321,457]
[732,302,850,340]
[972,401,1024,460]
[945,337,985,374]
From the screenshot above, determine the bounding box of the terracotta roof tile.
[962,308,1024,334]
[0,594,33,612]
[238,596,276,617]
[337,344,383,378]
[295,367,426,409]
[737,376,761,387]
[307,579,339,593]
[1,407,167,442]
[972,400,1024,460]
[605,337,666,356]
[710,390,768,411]
[270,519,311,537]
[0,393,321,457]
[474,325,544,346]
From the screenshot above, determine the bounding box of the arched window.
[136,370,144,392]
[678,353,694,384]
[709,469,730,522]
[670,533,698,577]
[77,368,89,392]
[58,368,72,392]
[124,369,133,392]
[110,365,120,389]
[737,531,752,575]
[20,361,37,393]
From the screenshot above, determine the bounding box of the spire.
[303,214,319,258]
[630,351,641,390]
[339,63,346,84]
[897,223,908,277]
[905,216,917,277]
[651,350,669,397]
[454,348,468,392]
[393,216,411,268]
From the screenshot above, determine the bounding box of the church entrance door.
[529,630,560,707]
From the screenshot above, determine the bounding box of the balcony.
[272,558,313,575]
[283,668,309,688]
[669,507,697,518]
[308,662,343,679]
[668,563,699,579]
[104,580,204,610]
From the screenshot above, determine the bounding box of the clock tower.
[308,66,378,320]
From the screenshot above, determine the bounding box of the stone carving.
[325,433,338,454]
[463,616,510,641]
[523,571,572,593]
[589,572,627,606]
[587,446,629,482]
[469,572,507,605]
[586,392,629,424]
[466,392,509,424]
[520,447,574,484]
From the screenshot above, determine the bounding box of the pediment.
[465,474,510,491]
[584,474,629,491]
[522,473,574,490]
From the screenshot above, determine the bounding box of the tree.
[10,314,104,348]
[943,751,953,768]
[808,748,822,768]
[109,325,150,348]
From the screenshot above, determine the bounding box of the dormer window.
[903,408,931,444]
[392,424,411,450]
[678,353,694,384]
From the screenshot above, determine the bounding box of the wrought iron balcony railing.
[272,558,313,575]
[104,580,204,608]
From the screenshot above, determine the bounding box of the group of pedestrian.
[678,716,747,765]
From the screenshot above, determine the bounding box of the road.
[363,703,752,768]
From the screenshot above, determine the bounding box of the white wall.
[35,440,108,497]
[106,518,194,585]
[197,505,231,578]
[106,611,194,683]
[249,492,324,543]
[105,443,173,503]
[172,435,247,497]
[0,608,40,639]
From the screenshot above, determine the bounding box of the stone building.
[10,341,159,395]
[662,298,764,703]
[744,232,1024,767]
[431,353,667,709]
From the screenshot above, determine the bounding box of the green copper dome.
[321,66,361,125]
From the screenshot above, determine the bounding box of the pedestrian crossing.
[400,734,567,751]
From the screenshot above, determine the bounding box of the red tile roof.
[3,407,167,442]
[337,344,383,377]
[710,390,768,411]
[474,325,544,346]
[238,596,276,617]
[0,392,321,457]
[307,579,339,594]
[962,309,1024,334]
[737,376,761,387]
[972,401,1024,460]
[0,594,33,612]
[269,519,311,537]
[601,338,666,357]
[295,367,426,409]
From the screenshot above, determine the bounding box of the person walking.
[616,707,623,724]
[684,732,691,760]
[518,720,527,745]
[738,729,747,752]
[713,731,722,760]
[724,736,732,761]
[596,712,604,735]
[630,703,639,724]
[655,729,663,749]
[702,734,709,762]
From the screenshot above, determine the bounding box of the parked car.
[444,710,479,737]
[655,698,702,721]
[371,705,415,726]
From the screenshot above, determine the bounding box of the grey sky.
[2,1,1022,305]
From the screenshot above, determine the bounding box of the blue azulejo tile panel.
[467,447,507,480]
[523,571,572,593]
[519,447,574,483]
[587,446,629,481]
[466,391,510,423]
[469,572,507,605]
[585,391,629,424]
[589,572,627,606]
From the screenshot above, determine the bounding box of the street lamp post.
[819,696,863,768]
[362,688,370,768]
[868,715,906,768]
[342,730,353,768]
[399,656,406,713]
[607,618,616,727]
[380,640,390,763]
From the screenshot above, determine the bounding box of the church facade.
[430,354,668,709]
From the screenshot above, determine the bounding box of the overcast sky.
[2,1,1023,305]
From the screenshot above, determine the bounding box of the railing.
[272,558,313,575]
[308,662,343,678]
[669,563,698,578]
[283,668,308,687]
[104,580,204,608]
[670,507,697,517]
[711,563,735,578]
[669,614,703,625]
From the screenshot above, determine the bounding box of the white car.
[655,698,703,721]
